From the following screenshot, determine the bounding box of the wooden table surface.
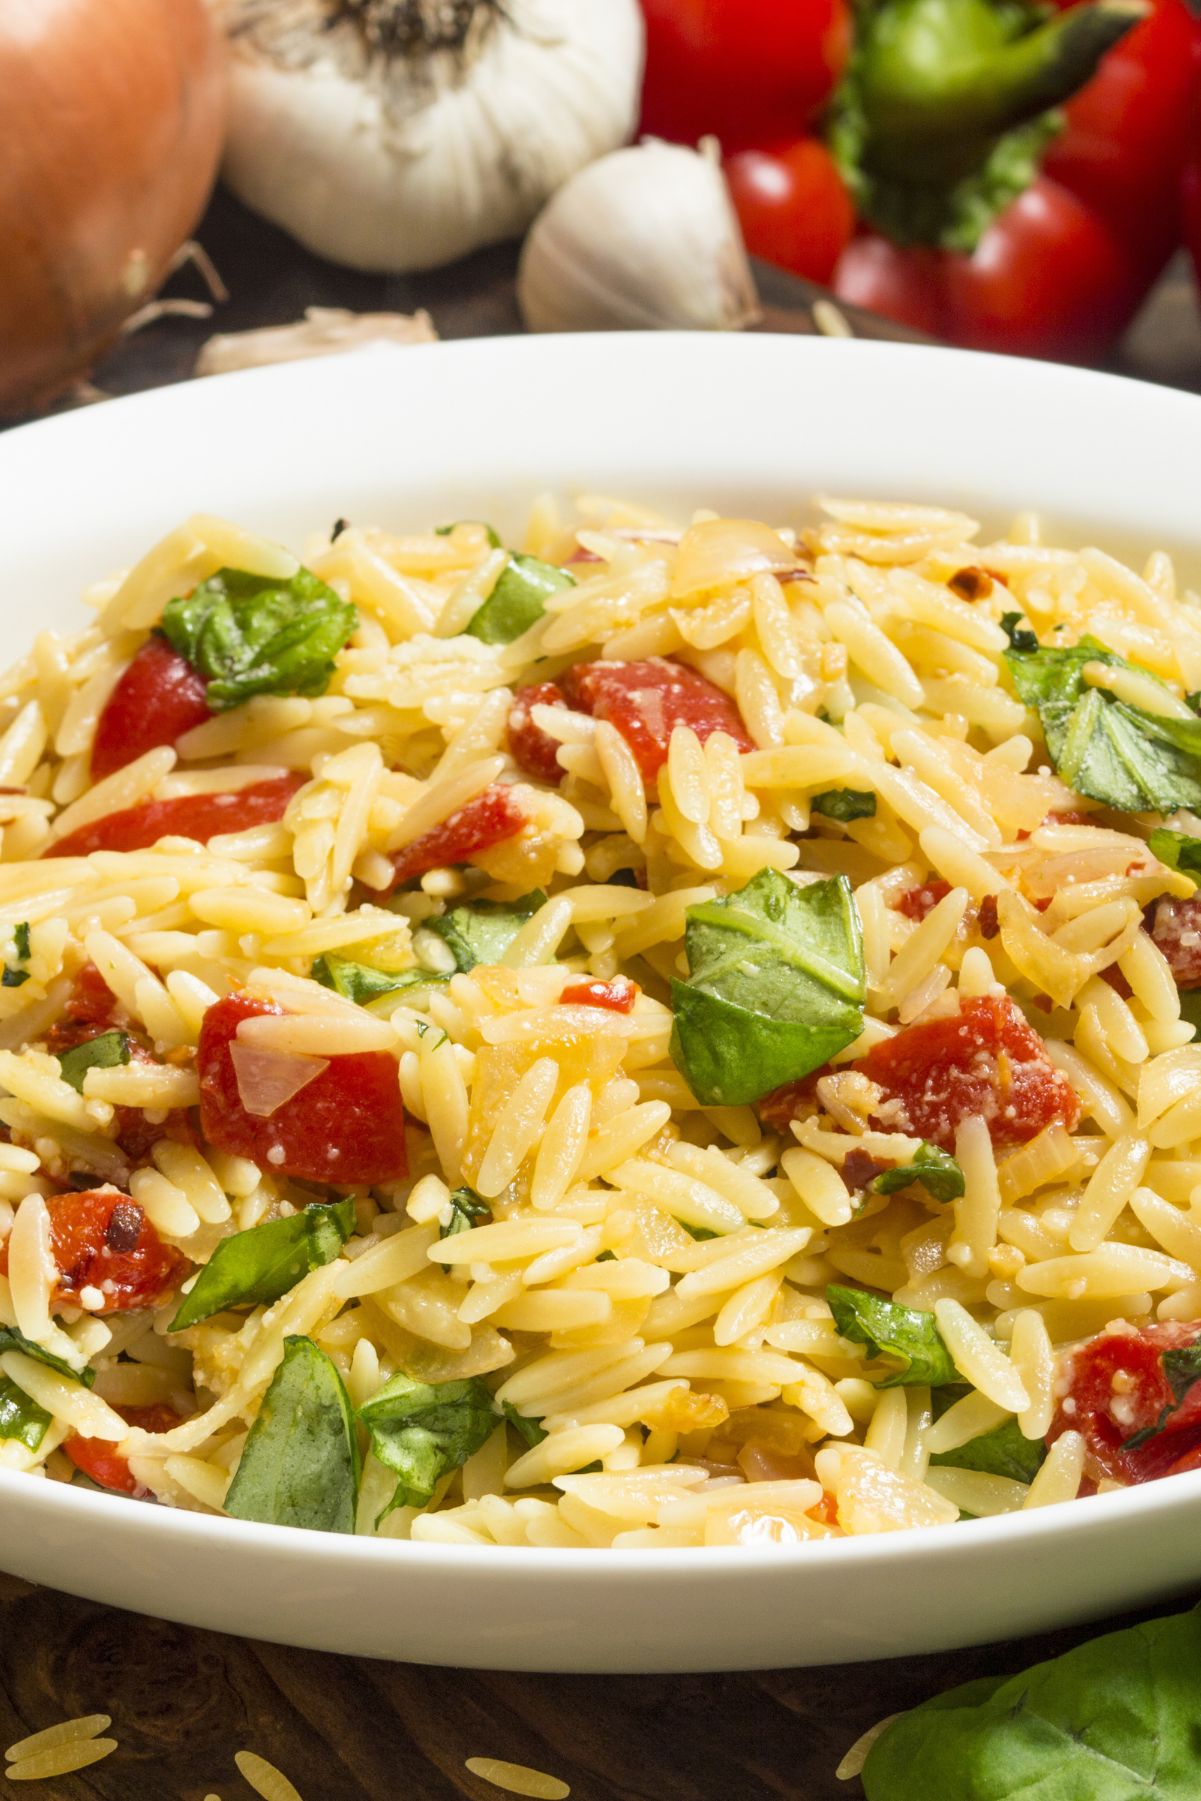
[8,188,1201,1801]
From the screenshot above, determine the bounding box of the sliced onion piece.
[230,1041,329,1118]
[671,518,798,599]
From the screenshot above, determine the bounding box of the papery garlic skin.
[216,0,644,274]
[517,140,761,335]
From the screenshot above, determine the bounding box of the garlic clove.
[517,139,761,335]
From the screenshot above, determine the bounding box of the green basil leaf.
[811,788,877,823]
[465,554,575,646]
[14,923,30,962]
[425,891,546,973]
[1149,828,1201,882]
[670,869,865,1106]
[1005,632,1201,813]
[57,1030,130,1094]
[0,1325,94,1387]
[161,566,357,711]
[863,1602,1201,1800]
[358,1372,496,1521]
[0,1374,50,1451]
[501,1402,547,1449]
[441,1187,491,1239]
[3,921,30,988]
[169,1198,355,1331]
[999,611,1038,653]
[872,1143,965,1203]
[929,1412,1046,1484]
[224,1335,359,1533]
[827,1284,958,1388]
[435,521,502,548]
[311,954,448,1004]
[1,969,28,990]
[1124,1342,1201,1451]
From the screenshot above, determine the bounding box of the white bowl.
[3,334,1201,1672]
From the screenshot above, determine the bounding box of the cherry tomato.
[725,140,854,285]
[46,772,305,859]
[560,976,639,1013]
[388,785,528,889]
[508,681,569,785]
[638,0,850,150]
[0,1190,188,1313]
[1049,1322,1201,1484]
[1149,898,1201,991]
[63,1402,181,1495]
[91,636,210,780]
[197,993,408,1186]
[562,658,753,781]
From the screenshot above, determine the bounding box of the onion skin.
[0,0,226,418]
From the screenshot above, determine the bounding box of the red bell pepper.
[829,0,1200,358]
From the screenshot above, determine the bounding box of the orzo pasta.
[2,496,1201,1547]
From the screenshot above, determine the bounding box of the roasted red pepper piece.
[388,785,527,888]
[562,658,753,781]
[508,681,569,785]
[63,1402,181,1495]
[91,636,211,780]
[0,1190,188,1313]
[46,772,305,858]
[1049,1322,1201,1484]
[197,993,407,1185]
[560,976,639,1013]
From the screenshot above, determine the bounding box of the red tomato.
[63,1402,181,1495]
[45,964,120,1053]
[1049,1322,1201,1484]
[508,681,568,786]
[563,658,753,781]
[387,785,528,889]
[197,993,408,1186]
[725,140,855,285]
[1149,898,1201,991]
[0,1190,188,1313]
[91,636,210,780]
[857,995,1080,1150]
[46,772,305,859]
[638,0,850,149]
[893,881,952,923]
[560,976,639,1013]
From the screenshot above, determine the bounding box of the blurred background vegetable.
[0,0,224,419]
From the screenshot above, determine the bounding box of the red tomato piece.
[857,995,1080,1150]
[1149,897,1201,991]
[91,636,210,780]
[725,139,855,285]
[508,681,568,785]
[894,881,952,923]
[197,994,407,1185]
[63,1402,181,1495]
[562,658,753,781]
[45,964,120,1054]
[560,976,639,1013]
[1049,1322,1201,1485]
[46,773,305,859]
[0,1190,188,1313]
[388,785,527,888]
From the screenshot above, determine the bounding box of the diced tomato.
[45,773,306,859]
[560,975,639,1013]
[45,965,120,1055]
[197,993,407,1185]
[1149,897,1201,990]
[757,1068,825,1133]
[894,881,951,922]
[561,658,754,780]
[1049,1322,1201,1485]
[857,995,1080,1150]
[508,681,568,785]
[91,637,210,780]
[977,895,1000,940]
[0,1190,188,1313]
[388,784,527,888]
[63,1402,181,1495]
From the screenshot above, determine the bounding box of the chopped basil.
[358,1372,497,1522]
[3,921,29,989]
[1180,990,1201,1039]
[1124,1342,1201,1451]
[0,1374,50,1451]
[311,954,448,1005]
[0,1325,94,1387]
[1149,827,1201,882]
[14,923,30,961]
[440,1187,491,1239]
[501,1402,547,1449]
[681,1222,720,1243]
[1005,631,1201,813]
[224,1335,359,1533]
[998,610,1038,654]
[670,869,865,1106]
[57,1030,130,1094]
[811,788,877,823]
[425,891,546,973]
[161,566,357,711]
[435,520,502,548]
[928,1393,1045,1484]
[465,554,575,646]
[169,1198,355,1331]
[862,1603,1201,1799]
[872,1143,965,1204]
[827,1284,958,1388]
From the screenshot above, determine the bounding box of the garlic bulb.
[214,0,644,273]
[517,139,761,334]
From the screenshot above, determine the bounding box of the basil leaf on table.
[425,891,546,973]
[161,566,357,711]
[670,869,865,1106]
[0,1325,95,1387]
[501,1401,548,1449]
[440,1187,491,1239]
[1005,632,1201,812]
[311,954,448,1005]
[827,1284,958,1388]
[465,554,575,645]
[1149,827,1201,881]
[169,1198,355,1331]
[224,1335,359,1533]
[0,1374,50,1451]
[863,1602,1201,1800]
[811,788,877,823]
[872,1143,965,1204]
[57,1030,130,1094]
[358,1372,496,1521]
